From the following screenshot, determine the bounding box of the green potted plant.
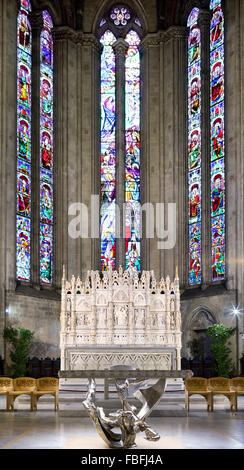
[206,324,235,377]
[4,326,35,378]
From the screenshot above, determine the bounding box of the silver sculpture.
[82,376,166,448]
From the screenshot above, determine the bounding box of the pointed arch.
[92,0,148,36]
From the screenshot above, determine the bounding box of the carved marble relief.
[60,266,182,371]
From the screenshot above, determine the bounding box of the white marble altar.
[60,266,182,372]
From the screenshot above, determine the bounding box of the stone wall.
[4,291,60,375]
[0,0,243,370]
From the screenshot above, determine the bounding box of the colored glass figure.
[189,222,201,284]
[210,0,225,281]
[40,10,54,285]
[100,30,116,271]
[16,0,32,281]
[125,30,141,272]
[187,8,202,285]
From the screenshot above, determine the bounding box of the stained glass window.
[210,0,225,281]
[110,6,131,26]
[40,10,54,285]
[187,8,202,285]
[99,7,142,272]
[100,30,116,271]
[125,30,141,271]
[16,0,32,282]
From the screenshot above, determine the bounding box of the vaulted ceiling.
[31,0,211,30]
[158,0,210,29]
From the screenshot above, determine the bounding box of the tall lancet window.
[187,8,202,285]
[100,30,117,271]
[99,6,142,272]
[16,0,32,282]
[40,10,54,285]
[210,0,225,281]
[125,30,141,272]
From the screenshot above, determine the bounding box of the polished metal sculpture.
[82,376,167,448]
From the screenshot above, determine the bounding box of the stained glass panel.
[40,10,54,285]
[125,30,141,271]
[16,0,32,281]
[210,0,225,281]
[110,6,131,26]
[187,8,202,285]
[100,30,116,271]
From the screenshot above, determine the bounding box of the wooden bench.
[7,377,36,411]
[32,377,59,411]
[230,377,244,411]
[208,377,235,411]
[185,377,211,411]
[0,377,14,411]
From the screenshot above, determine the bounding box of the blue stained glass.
[210,0,225,281]
[16,2,32,282]
[187,8,199,28]
[187,8,202,285]
[100,31,116,271]
[125,30,141,271]
[210,0,221,8]
[99,26,142,272]
[40,11,54,285]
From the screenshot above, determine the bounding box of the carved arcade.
[60,266,182,371]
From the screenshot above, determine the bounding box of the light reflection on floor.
[0,409,244,449]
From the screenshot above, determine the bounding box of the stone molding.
[198,9,211,28]
[29,11,44,31]
[160,26,187,43]
[113,38,129,57]
[141,33,161,49]
[68,350,173,371]
[52,27,100,50]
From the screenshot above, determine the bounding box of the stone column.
[140,34,161,274]
[90,305,96,344]
[0,0,18,357]
[70,275,76,344]
[128,303,134,344]
[225,0,244,366]
[161,27,187,284]
[81,34,101,275]
[107,301,114,344]
[60,268,67,370]
[29,11,43,288]
[198,10,211,288]
[52,27,83,285]
[113,39,128,270]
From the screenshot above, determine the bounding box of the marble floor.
[0,395,244,450]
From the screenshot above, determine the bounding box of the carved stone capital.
[160,26,187,43]
[82,34,101,52]
[29,11,43,32]
[198,9,211,28]
[113,38,129,58]
[52,26,79,44]
[141,33,161,51]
